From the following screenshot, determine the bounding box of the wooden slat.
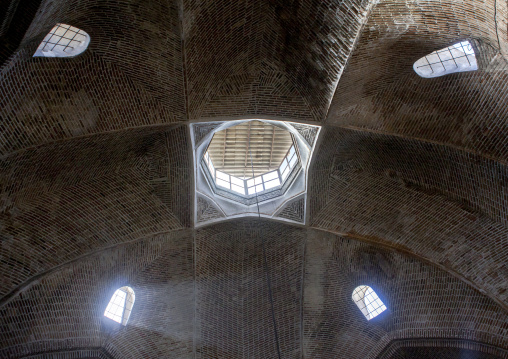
[207,121,293,178]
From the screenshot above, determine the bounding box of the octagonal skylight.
[191,119,320,225]
[202,121,299,199]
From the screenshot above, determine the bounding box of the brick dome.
[0,0,507,358]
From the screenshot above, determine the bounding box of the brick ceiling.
[0,0,507,358]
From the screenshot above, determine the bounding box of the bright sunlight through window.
[413,40,477,78]
[352,285,387,320]
[33,24,90,58]
[104,286,135,325]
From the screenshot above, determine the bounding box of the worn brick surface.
[1,221,506,358]
[0,231,194,359]
[0,0,507,357]
[0,126,190,298]
[310,127,508,307]
[303,230,508,358]
[0,0,185,155]
[327,0,508,162]
[183,0,376,121]
[377,339,508,359]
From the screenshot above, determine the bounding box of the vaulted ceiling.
[0,0,507,358]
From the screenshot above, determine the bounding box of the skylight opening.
[33,23,90,58]
[413,40,477,78]
[104,286,135,325]
[203,143,299,197]
[352,285,387,320]
[192,120,321,224]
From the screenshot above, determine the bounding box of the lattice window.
[33,23,90,58]
[104,286,135,325]
[352,285,387,320]
[413,41,477,78]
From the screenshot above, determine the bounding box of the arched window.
[104,286,135,325]
[413,41,477,78]
[352,285,387,320]
[33,23,90,58]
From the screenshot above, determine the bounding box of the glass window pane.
[264,178,280,190]
[231,184,245,194]
[288,146,295,158]
[216,171,229,182]
[255,184,263,192]
[254,176,263,185]
[279,159,288,174]
[230,176,244,187]
[262,171,278,182]
[289,154,297,168]
[216,178,230,189]
[352,285,387,320]
[287,154,295,168]
[281,167,290,180]
[34,24,90,58]
[104,289,127,324]
[248,186,257,195]
[247,178,255,187]
[413,40,477,78]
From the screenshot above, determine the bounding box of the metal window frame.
[41,24,87,53]
[416,41,475,74]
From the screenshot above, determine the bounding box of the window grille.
[413,41,477,78]
[352,285,387,320]
[33,23,90,58]
[104,286,135,325]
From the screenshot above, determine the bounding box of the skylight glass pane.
[288,146,295,158]
[281,167,290,180]
[247,176,263,188]
[289,154,297,168]
[230,176,244,187]
[231,184,245,194]
[208,160,215,175]
[264,178,280,190]
[216,171,230,182]
[248,184,263,194]
[279,159,288,174]
[216,178,230,189]
[262,171,278,182]
[413,40,477,78]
